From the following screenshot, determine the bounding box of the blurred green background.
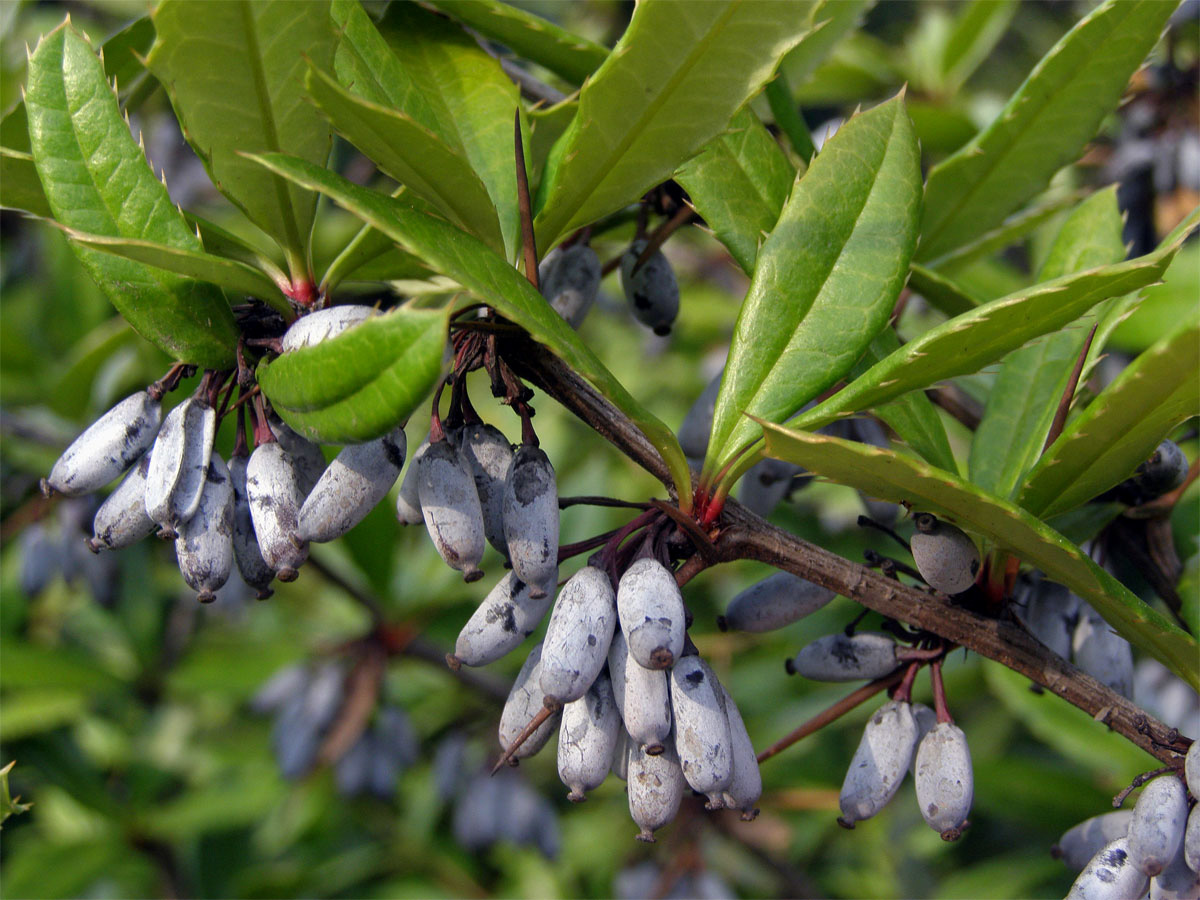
[2,1,1198,897]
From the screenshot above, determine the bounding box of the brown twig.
[507,338,1190,766]
[1043,323,1098,452]
[514,109,539,291]
[756,669,907,763]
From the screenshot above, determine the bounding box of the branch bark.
[514,339,1190,766]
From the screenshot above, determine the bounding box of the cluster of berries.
[40,305,407,602]
[1059,741,1199,898]
[538,235,679,336]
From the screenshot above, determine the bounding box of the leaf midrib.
[543,0,741,237]
[238,0,303,259]
[921,0,1131,255]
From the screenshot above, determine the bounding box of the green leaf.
[1019,319,1200,519]
[704,95,921,482]
[0,148,51,216]
[146,0,335,271]
[533,0,813,250]
[374,1,522,258]
[918,0,1176,262]
[780,0,874,88]
[96,14,157,96]
[304,63,503,252]
[0,689,89,739]
[759,421,1199,689]
[794,236,1185,434]
[0,761,32,827]
[938,0,1018,94]
[250,152,694,507]
[674,107,795,275]
[854,329,957,472]
[969,188,1126,499]
[925,191,1086,274]
[422,0,609,85]
[321,211,429,294]
[61,229,288,314]
[25,22,238,370]
[907,262,980,316]
[257,305,450,444]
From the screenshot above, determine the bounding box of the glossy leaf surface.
[794,236,1185,433]
[375,1,522,258]
[147,0,335,267]
[704,96,921,480]
[760,421,1199,689]
[251,153,693,507]
[675,107,795,275]
[60,229,289,316]
[969,188,1125,499]
[257,306,449,444]
[25,22,238,369]
[854,329,957,472]
[533,0,812,250]
[305,64,502,252]
[423,0,609,85]
[918,0,1176,262]
[1019,319,1200,519]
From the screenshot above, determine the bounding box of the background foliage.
[1,1,1198,898]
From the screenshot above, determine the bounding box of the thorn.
[491,701,557,773]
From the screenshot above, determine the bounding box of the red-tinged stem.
[930,659,952,724]
[757,669,907,763]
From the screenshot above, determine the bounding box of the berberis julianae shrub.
[2,0,1198,896]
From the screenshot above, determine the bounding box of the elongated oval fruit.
[1055,811,1134,872]
[718,684,761,819]
[627,739,685,842]
[1187,740,1200,798]
[677,371,722,461]
[611,728,631,781]
[1151,840,1200,900]
[1113,439,1190,505]
[1184,806,1199,874]
[396,435,430,525]
[453,571,557,667]
[619,239,679,336]
[457,423,513,555]
[175,453,235,602]
[557,669,621,801]
[270,417,326,499]
[418,438,485,581]
[1127,775,1187,876]
[1016,576,1080,661]
[608,628,672,753]
[246,441,308,581]
[19,524,57,597]
[738,457,804,518]
[839,699,918,827]
[499,642,560,760]
[786,632,898,682]
[670,655,733,808]
[910,513,980,594]
[45,391,162,496]
[228,455,274,598]
[144,398,216,536]
[617,558,684,669]
[89,453,156,551]
[539,244,601,328]
[718,571,834,633]
[1067,838,1150,900]
[280,304,377,352]
[1073,602,1134,699]
[540,565,616,704]
[913,721,973,840]
[297,428,405,543]
[502,445,559,596]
